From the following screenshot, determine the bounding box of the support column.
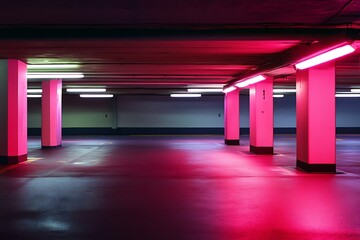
[0,60,27,164]
[249,79,274,154]
[296,62,336,172]
[224,89,240,145]
[42,79,62,149]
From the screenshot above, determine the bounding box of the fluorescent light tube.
[223,86,237,93]
[235,75,266,88]
[27,89,42,93]
[295,45,355,70]
[187,88,223,93]
[27,73,84,79]
[273,94,284,98]
[27,64,79,69]
[170,94,201,97]
[335,94,360,97]
[273,89,296,93]
[27,95,42,98]
[350,89,360,93]
[80,94,113,98]
[67,88,106,93]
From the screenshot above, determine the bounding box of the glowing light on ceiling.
[27,89,42,93]
[235,75,266,88]
[335,94,360,97]
[295,45,355,70]
[273,89,296,93]
[187,88,223,93]
[27,64,79,69]
[223,86,237,93]
[67,88,106,93]
[80,94,113,98]
[27,95,42,98]
[350,89,360,93]
[170,94,201,97]
[27,73,84,79]
[273,94,284,98]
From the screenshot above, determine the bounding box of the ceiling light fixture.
[27,89,42,93]
[80,94,113,98]
[67,88,106,93]
[80,94,114,98]
[27,73,84,79]
[27,95,42,98]
[295,44,355,70]
[273,89,296,93]
[223,86,237,93]
[335,93,360,97]
[187,88,223,93]
[273,94,284,98]
[170,94,201,98]
[350,89,360,93]
[235,75,266,88]
[27,64,79,69]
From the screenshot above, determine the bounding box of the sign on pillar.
[42,79,62,149]
[0,60,28,164]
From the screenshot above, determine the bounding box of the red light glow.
[295,44,355,70]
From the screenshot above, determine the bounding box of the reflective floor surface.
[0,135,359,239]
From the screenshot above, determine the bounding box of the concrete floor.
[0,135,360,239]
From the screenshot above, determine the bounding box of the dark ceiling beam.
[0,26,351,40]
[225,29,360,87]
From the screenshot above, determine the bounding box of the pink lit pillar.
[296,62,336,172]
[224,89,240,145]
[249,79,274,154]
[0,60,28,164]
[42,79,62,148]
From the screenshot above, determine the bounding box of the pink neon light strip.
[295,45,355,70]
[235,75,266,88]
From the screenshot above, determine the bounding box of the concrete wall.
[117,95,224,128]
[28,93,360,129]
[28,95,113,128]
[336,97,360,127]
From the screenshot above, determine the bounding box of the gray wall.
[274,95,296,128]
[28,98,42,128]
[28,95,114,128]
[117,95,224,128]
[336,97,360,127]
[28,94,360,129]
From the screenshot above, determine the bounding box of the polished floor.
[0,135,360,240]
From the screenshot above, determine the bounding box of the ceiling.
[0,0,360,94]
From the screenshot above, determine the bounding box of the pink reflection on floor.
[0,135,358,239]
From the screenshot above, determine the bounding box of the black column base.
[296,160,336,173]
[250,145,274,155]
[42,145,62,149]
[225,139,239,145]
[0,154,27,165]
